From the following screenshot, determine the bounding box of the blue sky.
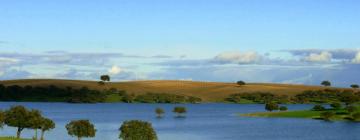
[0,0,360,87]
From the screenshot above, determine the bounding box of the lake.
[0,103,359,140]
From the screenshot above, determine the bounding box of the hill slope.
[0,79,346,102]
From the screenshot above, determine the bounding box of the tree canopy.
[119,120,157,140]
[66,120,96,140]
[265,103,279,112]
[321,81,331,87]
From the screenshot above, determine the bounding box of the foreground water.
[0,103,359,140]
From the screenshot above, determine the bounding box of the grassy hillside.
[0,79,347,102]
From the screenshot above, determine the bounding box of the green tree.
[321,81,331,87]
[173,107,187,117]
[0,110,4,128]
[351,84,359,89]
[40,117,55,140]
[312,104,325,111]
[279,106,288,111]
[265,103,279,112]
[330,102,342,110]
[28,109,43,140]
[66,120,96,140]
[346,106,357,114]
[320,111,335,121]
[352,112,360,121]
[119,120,157,140]
[4,105,32,139]
[100,75,110,82]
[236,81,246,86]
[155,108,164,118]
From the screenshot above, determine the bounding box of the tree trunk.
[78,137,81,140]
[16,127,22,139]
[40,130,45,140]
[34,129,38,140]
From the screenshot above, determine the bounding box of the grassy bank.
[0,137,30,140]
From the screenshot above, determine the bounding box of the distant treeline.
[0,84,202,103]
[226,89,360,104]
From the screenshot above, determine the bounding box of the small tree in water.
[265,103,279,112]
[320,111,335,121]
[66,120,96,140]
[155,108,165,118]
[173,107,187,117]
[119,120,157,140]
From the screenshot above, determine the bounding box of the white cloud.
[0,57,19,65]
[304,51,332,63]
[351,52,360,64]
[108,65,123,75]
[214,51,261,64]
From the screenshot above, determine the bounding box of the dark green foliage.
[351,84,359,89]
[346,106,357,114]
[279,106,288,111]
[0,85,106,103]
[330,102,342,110]
[265,103,279,112]
[321,81,331,87]
[320,111,335,121]
[155,108,165,118]
[293,89,360,104]
[4,106,34,138]
[135,93,201,104]
[352,112,360,121]
[173,106,187,117]
[312,104,325,111]
[66,120,96,140]
[226,92,289,104]
[236,81,246,86]
[100,75,110,82]
[40,117,55,140]
[119,120,157,140]
[28,109,43,140]
[0,110,4,128]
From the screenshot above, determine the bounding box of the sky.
[0,0,360,87]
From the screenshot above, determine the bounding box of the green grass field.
[0,137,30,140]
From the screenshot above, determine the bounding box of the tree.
[119,120,157,140]
[173,107,187,117]
[352,112,360,121]
[40,117,55,140]
[330,102,342,110]
[312,104,325,111]
[0,110,4,128]
[279,106,288,111]
[351,84,359,89]
[28,109,43,140]
[265,103,279,112]
[321,81,331,87]
[236,81,246,86]
[346,106,357,114]
[155,108,164,118]
[320,111,335,121]
[4,105,32,139]
[100,75,110,82]
[66,120,96,140]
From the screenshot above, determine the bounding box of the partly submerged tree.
[155,108,165,118]
[330,102,342,110]
[173,107,187,117]
[265,103,279,112]
[40,117,55,140]
[321,81,331,87]
[312,104,325,111]
[279,106,288,111]
[320,111,335,121]
[119,120,157,140]
[4,105,32,139]
[66,120,96,140]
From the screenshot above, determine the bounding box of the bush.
[320,111,335,121]
[279,106,288,111]
[346,106,357,114]
[265,103,279,112]
[236,81,246,86]
[352,112,360,121]
[173,107,187,117]
[330,102,342,110]
[155,108,164,118]
[119,120,157,140]
[66,120,96,140]
[312,104,325,111]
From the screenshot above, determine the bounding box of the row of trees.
[320,80,359,89]
[311,103,360,121]
[0,106,55,140]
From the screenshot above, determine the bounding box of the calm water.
[0,102,359,140]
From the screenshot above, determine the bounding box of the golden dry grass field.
[0,79,349,102]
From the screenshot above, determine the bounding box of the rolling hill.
[0,79,348,102]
